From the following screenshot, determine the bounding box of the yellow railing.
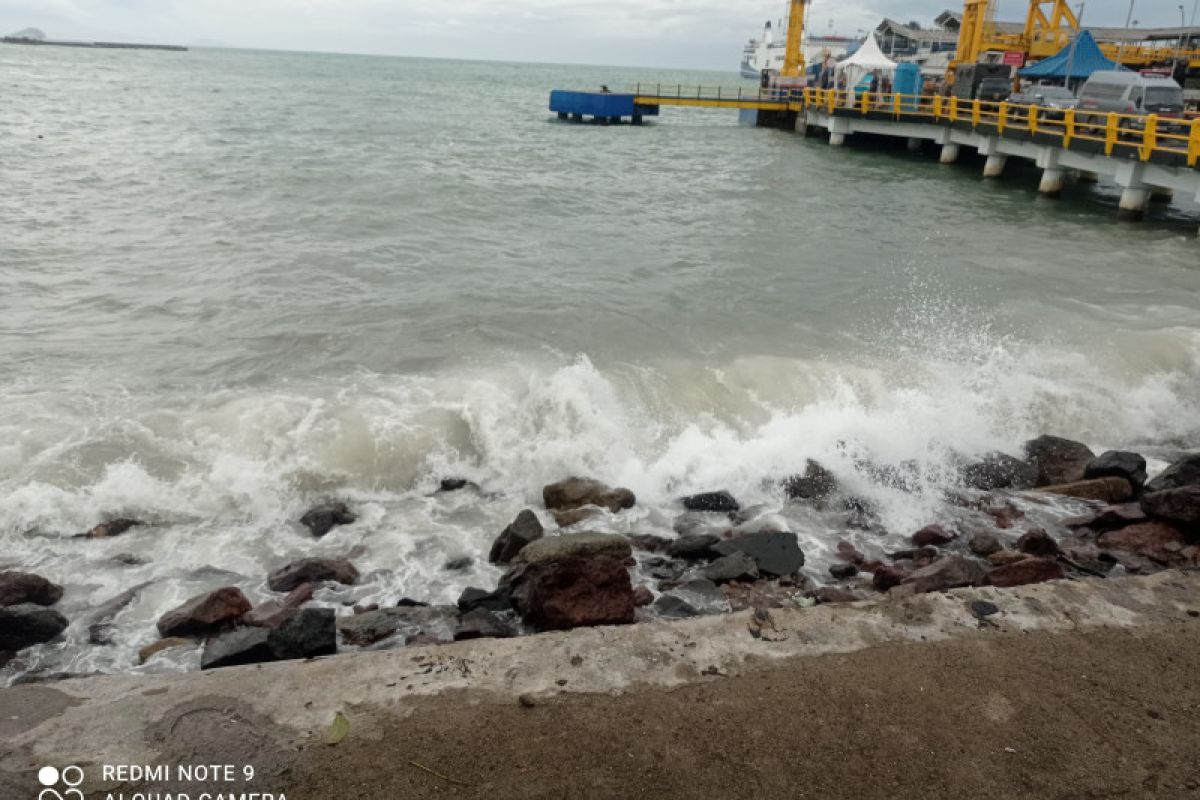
[799,88,1200,167]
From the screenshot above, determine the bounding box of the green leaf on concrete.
[326,711,350,745]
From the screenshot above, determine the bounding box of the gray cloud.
[0,0,1192,69]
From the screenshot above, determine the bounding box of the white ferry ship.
[740,19,859,79]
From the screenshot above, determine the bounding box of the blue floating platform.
[549,91,659,124]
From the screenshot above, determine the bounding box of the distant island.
[2,27,187,52]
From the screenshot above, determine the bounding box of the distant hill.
[7,27,47,41]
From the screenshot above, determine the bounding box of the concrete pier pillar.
[1039,167,1066,198]
[939,143,961,164]
[830,133,846,146]
[1118,187,1151,220]
[907,137,923,153]
[794,111,809,137]
[983,154,1007,178]
[828,118,851,147]
[1076,171,1099,184]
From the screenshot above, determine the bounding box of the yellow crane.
[781,0,809,77]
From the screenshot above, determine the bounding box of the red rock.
[836,541,866,564]
[872,565,908,592]
[969,534,1002,557]
[1017,529,1061,558]
[988,550,1029,567]
[504,557,635,631]
[1038,477,1133,504]
[982,558,1066,588]
[0,571,64,607]
[912,525,956,548]
[900,556,986,595]
[1098,522,1196,566]
[156,587,252,638]
[632,586,654,607]
[267,558,358,592]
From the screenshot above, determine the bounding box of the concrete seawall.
[2,570,1198,798]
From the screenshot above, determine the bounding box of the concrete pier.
[1039,167,1067,197]
[939,143,961,164]
[983,154,1007,178]
[1119,187,1152,219]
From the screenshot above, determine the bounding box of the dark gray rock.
[681,491,740,513]
[267,557,359,593]
[268,608,336,660]
[0,571,63,607]
[783,461,837,505]
[701,552,760,584]
[336,606,457,647]
[672,512,728,538]
[962,453,1038,491]
[713,531,804,577]
[489,509,544,565]
[88,623,116,646]
[457,586,513,614]
[1140,486,1200,526]
[439,478,471,493]
[829,563,859,580]
[628,534,671,554]
[300,502,356,538]
[1145,453,1200,494]
[1085,451,1148,489]
[443,556,474,572]
[76,518,144,540]
[651,594,700,619]
[968,534,1002,557]
[1017,529,1061,557]
[0,604,69,651]
[1024,436,1096,487]
[666,534,722,561]
[200,627,274,670]
[453,608,516,641]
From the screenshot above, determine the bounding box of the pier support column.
[794,111,809,137]
[1035,149,1064,198]
[1115,162,1150,221]
[983,155,1007,178]
[907,137,923,153]
[828,118,851,147]
[939,143,961,164]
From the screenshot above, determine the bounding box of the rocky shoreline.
[1,435,1197,679]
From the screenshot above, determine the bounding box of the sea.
[2,45,1199,680]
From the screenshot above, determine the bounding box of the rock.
[457,587,513,614]
[670,578,731,614]
[77,518,144,540]
[443,556,474,572]
[666,534,722,561]
[968,534,1002,557]
[1065,503,1148,532]
[439,478,471,493]
[503,557,635,631]
[911,525,956,548]
[1099,521,1195,565]
[628,534,671,554]
[489,509,545,565]
[783,461,837,505]
[267,558,359,593]
[1085,451,1148,489]
[0,604,69,651]
[89,583,152,626]
[988,550,1029,567]
[1024,436,1096,487]
[0,571,64,607]
[982,558,1066,588]
[872,565,908,592]
[353,603,380,615]
[396,598,429,608]
[156,587,252,638]
[299,502,356,538]
[681,491,740,513]
[652,594,700,619]
[713,531,804,577]
[268,608,337,660]
[453,608,516,641]
[246,583,318,630]
[829,563,859,580]
[200,627,275,670]
[89,623,116,645]
[672,512,729,538]
[1144,453,1200,494]
[962,453,1038,491]
[836,541,867,564]
[336,606,457,647]
[888,547,939,565]
[812,587,861,604]
[112,553,149,567]
[1039,477,1133,504]
[899,556,986,595]
[516,533,632,565]
[138,637,193,664]
[702,552,760,584]
[1140,487,1200,526]
[632,586,654,607]
[543,478,636,514]
[552,507,606,528]
[1017,530,1061,558]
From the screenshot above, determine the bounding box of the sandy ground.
[286,622,1200,800]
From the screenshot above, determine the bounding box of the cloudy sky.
[0,0,1191,69]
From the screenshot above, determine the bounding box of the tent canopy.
[1019,30,1125,79]
[836,34,898,73]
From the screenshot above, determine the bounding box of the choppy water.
[2,45,1199,680]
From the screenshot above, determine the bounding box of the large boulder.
[489,509,544,564]
[77,518,144,540]
[453,608,516,641]
[1024,436,1096,487]
[336,606,457,647]
[1140,487,1200,526]
[898,556,986,595]
[702,552,760,584]
[299,502,356,538]
[911,525,956,548]
[1084,451,1148,490]
[962,453,1038,491]
[783,461,838,505]
[457,587,513,614]
[244,583,316,628]
[157,587,252,638]
[268,608,337,660]
[542,478,635,514]
[1099,521,1196,565]
[1038,477,1133,504]
[503,557,635,631]
[200,628,275,670]
[516,533,632,565]
[981,558,1066,588]
[267,558,359,593]
[1145,453,1200,494]
[0,572,63,607]
[0,604,69,651]
[666,534,722,561]
[712,531,804,577]
[681,491,740,513]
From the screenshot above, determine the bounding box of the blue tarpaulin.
[1019,30,1125,80]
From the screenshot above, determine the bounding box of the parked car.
[1076,71,1187,134]
[1009,85,1078,110]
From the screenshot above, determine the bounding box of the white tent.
[835,35,898,104]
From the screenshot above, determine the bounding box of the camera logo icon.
[37,765,85,799]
